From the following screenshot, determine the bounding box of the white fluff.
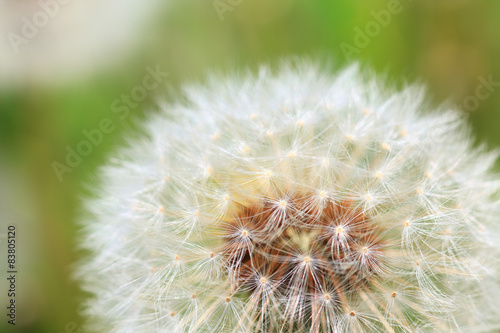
[78,61,500,332]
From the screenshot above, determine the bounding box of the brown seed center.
[221,192,384,311]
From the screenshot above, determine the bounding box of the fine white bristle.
[77,61,500,333]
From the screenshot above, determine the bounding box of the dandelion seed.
[79,62,500,332]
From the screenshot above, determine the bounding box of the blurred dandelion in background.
[78,62,500,332]
[0,0,164,87]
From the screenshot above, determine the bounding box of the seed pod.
[78,62,500,332]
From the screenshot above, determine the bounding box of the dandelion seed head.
[78,62,500,332]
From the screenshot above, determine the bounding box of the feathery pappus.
[78,61,500,332]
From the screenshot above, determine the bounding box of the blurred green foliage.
[1,0,500,331]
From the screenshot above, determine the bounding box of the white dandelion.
[78,61,500,332]
[0,0,164,87]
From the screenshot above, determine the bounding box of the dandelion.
[0,0,164,86]
[78,62,500,332]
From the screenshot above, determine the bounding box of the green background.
[1,0,500,331]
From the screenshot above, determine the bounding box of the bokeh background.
[1,0,500,332]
